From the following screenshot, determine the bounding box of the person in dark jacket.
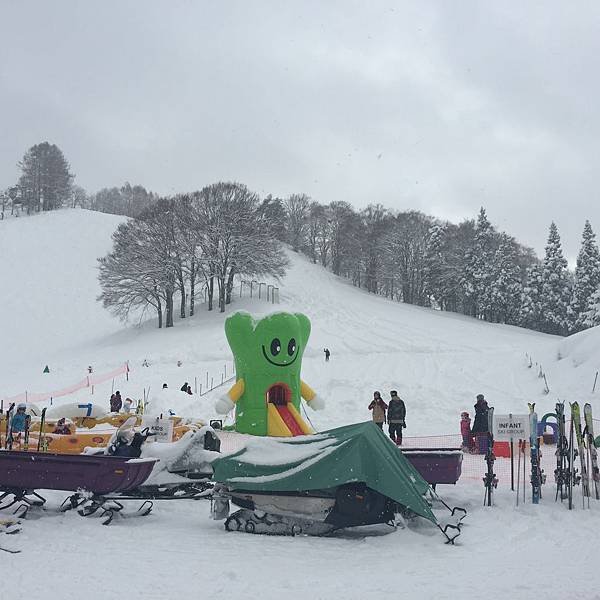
[387,390,406,445]
[471,394,489,434]
[110,391,122,413]
[324,348,331,362]
[368,391,388,429]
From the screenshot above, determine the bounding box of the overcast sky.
[1,1,599,260]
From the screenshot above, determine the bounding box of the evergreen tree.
[520,263,544,330]
[489,234,523,323]
[540,222,571,335]
[569,220,600,333]
[584,287,600,328]
[17,142,73,213]
[464,207,496,318]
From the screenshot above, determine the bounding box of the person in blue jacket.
[10,403,30,443]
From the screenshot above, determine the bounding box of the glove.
[402,421,406,429]
[215,394,235,415]
[307,394,325,411]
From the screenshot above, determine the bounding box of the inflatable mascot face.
[216,311,323,436]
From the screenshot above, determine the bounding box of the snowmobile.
[211,422,467,543]
[214,482,403,537]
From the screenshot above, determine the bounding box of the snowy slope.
[3,210,600,600]
[0,210,125,373]
[0,209,563,432]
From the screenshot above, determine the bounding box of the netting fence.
[0,363,130,407]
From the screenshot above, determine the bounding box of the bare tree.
[284,193,310,252]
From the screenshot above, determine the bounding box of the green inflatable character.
[215,311,324,436]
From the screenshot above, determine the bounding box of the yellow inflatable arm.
[227,378,245,403]
[300,380,316,402]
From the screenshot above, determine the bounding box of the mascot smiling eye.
[270,338,281,356]
[288,338,296,356]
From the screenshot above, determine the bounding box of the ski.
[23,414,31,451]
[554,401,570,502]
[584,403,600,500]
[571,402,590,502]
[37,408,47,452]
[5,403,15,450]
[483,406,497,506]
[528,403,542,504]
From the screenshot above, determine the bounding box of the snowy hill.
[4,209,600,600]
[0,208,581,432]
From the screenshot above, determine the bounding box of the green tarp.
[212,421,436,523]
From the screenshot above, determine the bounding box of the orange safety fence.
[0,362,129,406]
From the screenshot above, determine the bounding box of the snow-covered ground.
[2,209,600,599]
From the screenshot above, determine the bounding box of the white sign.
[142,417,174,443]
[493,414,530,440]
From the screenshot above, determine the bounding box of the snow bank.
[558,326,600,368]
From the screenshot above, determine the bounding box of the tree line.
[1,142,156,219]
[5,141,600,336]
[271,195,600,337]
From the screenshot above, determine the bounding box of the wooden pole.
[510,436,515,491]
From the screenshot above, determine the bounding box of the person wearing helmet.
[471,394,489,434]
[9,404,30,445]
[387,390,406,445]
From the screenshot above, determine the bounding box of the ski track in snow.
[3,211,600,598]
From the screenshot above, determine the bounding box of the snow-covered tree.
[463,207,496,318]
[488,234,523,323]
[520,263,544,330]
[539,222,571,335]
[584,287,600,327]
[569,220,600,333]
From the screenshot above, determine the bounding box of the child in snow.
[368,391,388,429]
[123,398,133,413]
[460,411,473,451]
[52,418,71,435]
[10,404,29,437]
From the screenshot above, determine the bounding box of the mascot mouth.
[261,346,299,367]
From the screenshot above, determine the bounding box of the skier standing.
[368,391,388,430]
[471,394,490,453]
[324,348,331,362]
[387,390,406,445]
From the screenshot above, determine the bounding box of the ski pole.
[516,439,521,506]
